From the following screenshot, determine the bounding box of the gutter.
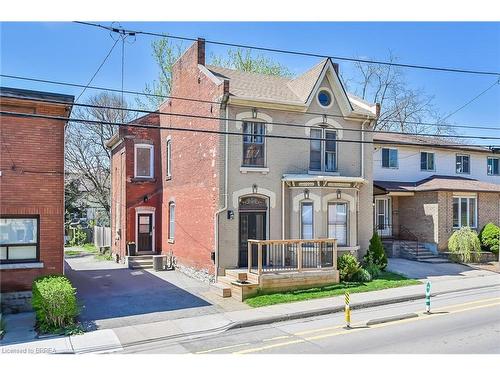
[213,92,230,280]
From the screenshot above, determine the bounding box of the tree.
[364,232,388,270]
[343,53,455,136]
[65,92,130,222]
[138,38,292,109]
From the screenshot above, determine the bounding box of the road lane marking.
[195,342,251,354]
[294,324,345,336]
[233,298,500,354]
[262,335,292,342]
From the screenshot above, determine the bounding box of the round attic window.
[317,89,332,107]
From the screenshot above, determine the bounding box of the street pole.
[345,290,351,328]
[425,281,431,314]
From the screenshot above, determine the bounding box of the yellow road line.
[294,324,345,336]
[234,299,500,354]
[195,342,250,354]
[262,335,293,342]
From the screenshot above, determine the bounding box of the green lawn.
[245,271,421,308]
[64,250,82,256]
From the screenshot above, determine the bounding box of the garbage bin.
[153,255,164,271]
[127,242,136,256]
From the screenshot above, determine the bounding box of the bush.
[69,229,87,247]
[479,223,499,256]
[364,232,388,270]
[337,253,361,282]
[448,227,481,263]
[32,275,79,333]
[354,268,372,282]
[365,263,381,279]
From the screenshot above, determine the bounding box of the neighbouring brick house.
[0,87,74,312]
[373,132,500,257]
[107,112,162,263]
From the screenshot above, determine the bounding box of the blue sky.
[1,22,499,143]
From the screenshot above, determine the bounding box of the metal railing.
[375,224,420,258]
[247,239,338,275]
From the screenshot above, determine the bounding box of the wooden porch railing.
[247,239,338,275]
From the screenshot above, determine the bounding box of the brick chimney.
[197,38,205,66]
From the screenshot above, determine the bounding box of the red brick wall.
[109,113,163,258]
[159,40,226,276]
[0,100,68,292]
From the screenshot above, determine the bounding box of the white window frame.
[316,87,334,109]
[327,202,349,246]
[487,157,499,176]
[420,151,435,171]
[168,202,175,242]
[309,127,338,173]
[134,143,154,179]
[300,201,314,240]
[166,138,172,179]
[452,195,477,229]
[135,207,155,253]
[381,148,398,169]
[456,154,470,174]
[242,121,266,168]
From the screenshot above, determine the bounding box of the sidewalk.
[3,270,497,354]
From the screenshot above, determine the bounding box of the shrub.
[364,232,388,270]
[354,268,372,282]
[69,229,87,247]
[448,227,481,263]
[365,263,381,279]
[32,275,79,333]
[337,253,361,282]
[479,223,499,256]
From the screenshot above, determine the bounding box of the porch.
[214,239,340,301]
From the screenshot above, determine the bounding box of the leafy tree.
[479,223,500,256]
[364,232,388,270]
[448,227,481,263]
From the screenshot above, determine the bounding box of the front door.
[239,211,267,268]
[137,213,153,252]
[375,197,392,237]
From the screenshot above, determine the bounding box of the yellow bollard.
[345,290,351,328]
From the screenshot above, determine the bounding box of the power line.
[74,21,500,77]
[2,73,499,132]
[76,38,119,103]
[11,94,500,141]
[442,78,500,121]
[1,110,498,150]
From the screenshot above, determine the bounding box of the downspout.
[213,92,229,280]
[281,180,285,240]
[357,117,370,247]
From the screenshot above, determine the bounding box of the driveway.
[64,253,223,330]
[387,258,497,281]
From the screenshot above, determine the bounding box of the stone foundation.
[175,263,215,284]
[1,291,33,314]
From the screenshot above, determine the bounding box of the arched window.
[310,128,337,172]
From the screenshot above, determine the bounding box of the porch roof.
[375,175,500,193]
[282,174,368,187]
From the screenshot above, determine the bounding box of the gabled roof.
[375,175,500,193]
[206,59,377,117]
[373,132,493,154]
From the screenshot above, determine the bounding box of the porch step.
[210,282,232,298]
[418,257,451,264]
[217,274,259,301]
[127,255,153,269]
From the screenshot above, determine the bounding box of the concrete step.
[127,255,153,269]
[210,282,232,298]
[418,257,451,264]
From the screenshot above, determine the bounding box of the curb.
[366,312,418,326]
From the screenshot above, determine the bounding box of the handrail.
[248,238,338,275]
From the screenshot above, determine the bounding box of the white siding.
[373,146,500,185]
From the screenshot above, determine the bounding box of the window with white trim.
[300,202,314,240]
[452,196,477,228]
[310,128,337,172]
[0,217,39,263]
[381,148,398,168]
[242,122,265,167]
[328,203,348,246]
[456,154,470,174]
[166,138,172,178]
[420,152,435,171]
[487,157,499,176]
[135,144,154,178]
[168,202,175,241]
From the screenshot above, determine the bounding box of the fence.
[94,226,111,248]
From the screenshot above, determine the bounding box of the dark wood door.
[239,212,266,268]
[137,213,153,252]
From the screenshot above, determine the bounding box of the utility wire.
[442,78,500,121]
[76,38,119,103]
[10,95,500,141]
[2,73,499,132]
[74,21,500,77]
[1,110,498,150]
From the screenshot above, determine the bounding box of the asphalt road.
[122,285,500,354]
